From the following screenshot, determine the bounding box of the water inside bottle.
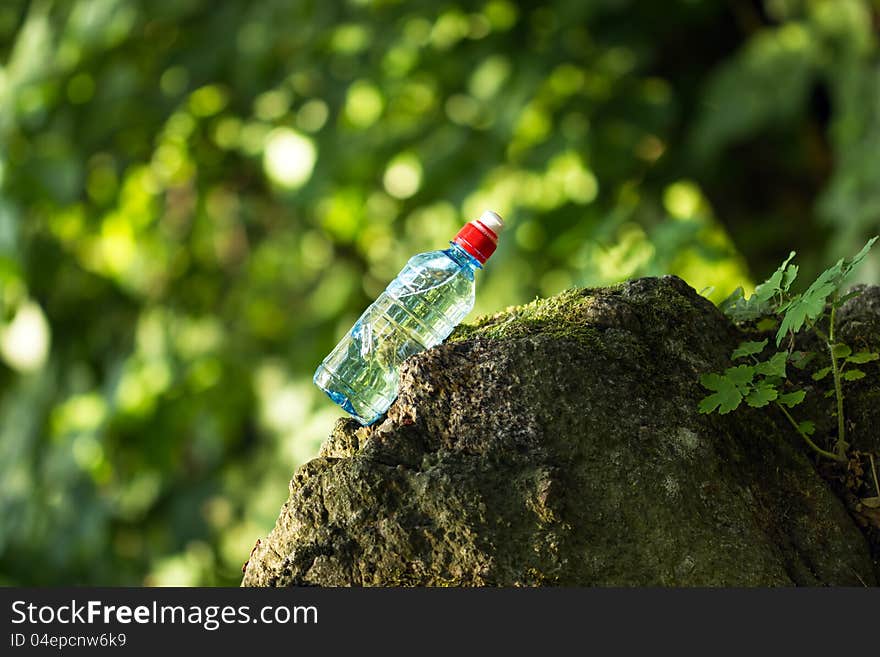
[314,245,479,424]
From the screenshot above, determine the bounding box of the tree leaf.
[847,351,879,364]
[699,373,743,414]
[746,383,778,407]
[777,390,806,408]
[731,339,768,360]
[831,343,852,359]
[842,369,866,381]
[754,351,787,378]
[797,420,816,436]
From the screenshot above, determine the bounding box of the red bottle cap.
[453,211,505,264]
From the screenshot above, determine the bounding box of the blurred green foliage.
[0,0,877,585]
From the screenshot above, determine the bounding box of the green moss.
[450,287,605,345]
[451,278,710,348]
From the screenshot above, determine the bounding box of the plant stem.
[775,402,844,462]
[827,303,848,460]
[870,453,879,498]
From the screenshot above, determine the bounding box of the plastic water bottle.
[314,210,505,425]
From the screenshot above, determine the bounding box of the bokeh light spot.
[189,85,229,118]
[0,300,51,372]
[344,80,384,128]
[383,153,422,199]
[664,181,704,220]
[263,128,317,189]
[253,88,291,121]
[296,99,329,133]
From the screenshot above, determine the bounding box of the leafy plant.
[702,237,879,462]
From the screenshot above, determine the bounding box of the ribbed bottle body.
[314,245,478,424]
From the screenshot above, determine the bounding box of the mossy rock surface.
[242,276,878,586]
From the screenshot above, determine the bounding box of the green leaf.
[754,251,796,302]
[720,251,801,323]
[746,383,778,407]
[781,263,798,292]
[724,364,755,390]
[810,237,878,308]
[775,295,805,346]
[777,390,806,408]
[754,352,787,378]
[789,351,815,369]
[797,420,816,436]
[811,366,831,381]
[824,389,836,398]
[831,343,852,359]
[839,236,878,281]
[769,238,879,347]
[731,339,768,360]
[699,373,744,414]
[776,267,838,346]
[843,369,866,381]
[756,317,779,331]
[761,375,784,388]
[847,351,879,364]
[720,286,769,322]
[834,290,861,308]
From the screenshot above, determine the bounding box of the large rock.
[837,285,880,455]
[242,276,878,586]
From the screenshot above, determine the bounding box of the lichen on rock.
[242,276,878,586]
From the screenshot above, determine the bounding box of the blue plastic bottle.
[314,211,505,424]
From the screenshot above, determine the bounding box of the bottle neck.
[445,242,483,271]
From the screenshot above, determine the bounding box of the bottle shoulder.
[401,249,474,276]
[389,250,475,296]
[405,249,453,267]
